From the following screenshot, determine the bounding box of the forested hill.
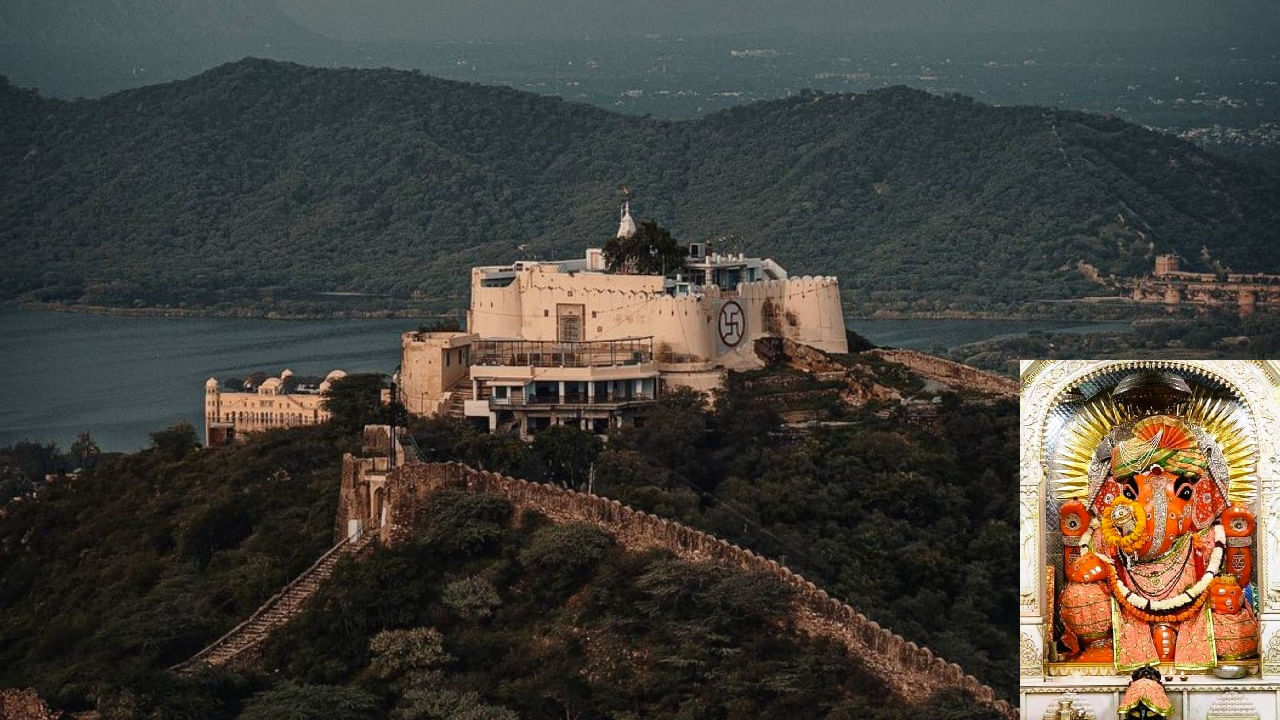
[3,58,1278,316]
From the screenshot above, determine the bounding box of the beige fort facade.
[203,369,345,446]
[399,204,848,438]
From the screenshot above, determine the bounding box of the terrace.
[471,337,654,368]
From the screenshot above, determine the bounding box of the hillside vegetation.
[2,58,1278,315]
[0,360,1015,716]
[0,423,343,706]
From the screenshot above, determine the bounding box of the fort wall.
[371,461,1012,717]
[468,268,846,361]
[870,349,1018,398]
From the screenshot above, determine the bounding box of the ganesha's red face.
[1094,464,1224,560]
[1090,415,1229,560]
[1117,466,1198,558]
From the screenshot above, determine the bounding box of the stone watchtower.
[1154,254,1180,276]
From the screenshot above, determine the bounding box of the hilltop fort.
[399,201,847,439]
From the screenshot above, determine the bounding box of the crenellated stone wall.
[377,462,1014,718]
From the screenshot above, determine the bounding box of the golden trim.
[1046,363,1258,504]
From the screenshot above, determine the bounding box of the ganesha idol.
[1057,414,1258,670]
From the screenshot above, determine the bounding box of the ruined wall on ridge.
[870,349,1018,397]
[382,462,1013,718]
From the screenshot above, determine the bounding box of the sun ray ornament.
[1051,380,1257,506]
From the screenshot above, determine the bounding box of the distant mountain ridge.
[0,0,325,46]
[2,58,1278,316]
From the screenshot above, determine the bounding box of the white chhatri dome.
[205,377,219,389]
[617,200,637,239]
[319,369,347,394]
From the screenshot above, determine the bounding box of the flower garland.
[1078,519,1225,623]
[1099,497,1147,554]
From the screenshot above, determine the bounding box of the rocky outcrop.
[172,532,375,673]
[0,689,61,720]
[757,336,1016,401]
[753,337,901,410]
[382,462,1015,718]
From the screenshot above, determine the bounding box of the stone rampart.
[871,349,1017,398]
[383,462,1014,718]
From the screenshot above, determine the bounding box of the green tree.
[150,422,200,459]
[517,523,613,596]
[441,576,502,621]
[0,440,61,481]
[369,627,452,680]
[0,467,33,504]
[530,425,601,489]
[323,374,389,436]
[70,431,100,470]
[602,219,688,275]
[369,628,517,720]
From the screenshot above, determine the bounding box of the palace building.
[204,369,345,446]
[1129,254,1280,315]
[399,202,848,438]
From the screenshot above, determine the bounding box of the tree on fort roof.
[602,220,687,276]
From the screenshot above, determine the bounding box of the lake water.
[0,308,1125,452]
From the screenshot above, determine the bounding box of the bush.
[237,683,380,720]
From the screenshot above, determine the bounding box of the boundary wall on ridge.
[381,461,1014,718]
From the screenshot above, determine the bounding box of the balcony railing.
[490,392,656,407]
[472,337,654,368]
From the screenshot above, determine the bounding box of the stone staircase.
[444,381,474,418]
[172,531,375,673]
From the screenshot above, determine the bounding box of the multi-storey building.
[203,369,345,446]
[400,202,848,438]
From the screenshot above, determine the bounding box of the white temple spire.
[617,198,637,239]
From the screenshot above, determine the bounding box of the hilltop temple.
[200,202,848,445]
[399,201,848,438]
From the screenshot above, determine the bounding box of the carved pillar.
[1020,363,1048,679]
[1253,361,1280,677]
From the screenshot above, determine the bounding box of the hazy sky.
[274,0,1280,41]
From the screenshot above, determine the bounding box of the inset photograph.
[1020,360,1280,719]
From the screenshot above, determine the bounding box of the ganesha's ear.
[1089,476,1124,517]
[1190,475,1228,530]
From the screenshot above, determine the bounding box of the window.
[556,304,585,342]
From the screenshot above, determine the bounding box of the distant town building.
[1131,254,1280,315]
[400,201,848,439]
[204,369,344,446]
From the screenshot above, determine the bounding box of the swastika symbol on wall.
[718,301,745,347]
